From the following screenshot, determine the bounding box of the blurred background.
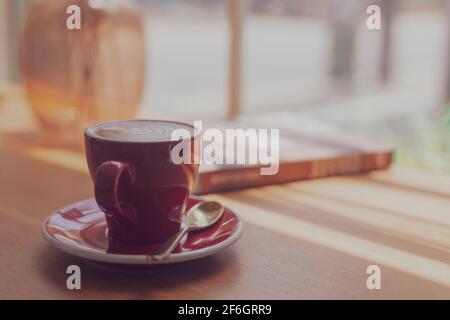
[0,0,449,174]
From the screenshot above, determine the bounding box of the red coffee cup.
[84,119,199,244]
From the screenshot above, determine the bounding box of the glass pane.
[242,0,331,114]
[137,0,228,121]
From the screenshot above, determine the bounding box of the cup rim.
[84,119,199,144]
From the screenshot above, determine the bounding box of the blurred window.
[138,0,333,120]
[243,0,331,114]
[137,0,229,121]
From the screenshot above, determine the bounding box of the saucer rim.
[42,198,244,265]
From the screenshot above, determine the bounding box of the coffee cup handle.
[94,161,137,224]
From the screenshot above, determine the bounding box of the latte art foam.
[87,120,194,142]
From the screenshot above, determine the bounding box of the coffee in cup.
[85,119,199,244]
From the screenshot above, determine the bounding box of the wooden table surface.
[0,82,449,299]
[1,140,450,300]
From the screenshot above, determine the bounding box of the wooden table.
[1,140,450,300]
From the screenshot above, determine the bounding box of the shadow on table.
[38,246,238,299]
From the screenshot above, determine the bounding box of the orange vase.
[21,0,146,137]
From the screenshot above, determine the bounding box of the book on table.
[193,113,393,194]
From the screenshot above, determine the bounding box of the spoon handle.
[148,226,190,261]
